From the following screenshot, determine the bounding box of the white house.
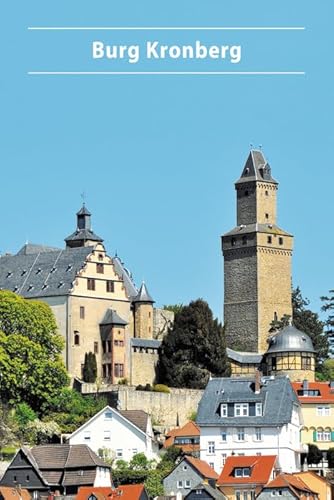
[68,405,159,463]
[196,375,304,474]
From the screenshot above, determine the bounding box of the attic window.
[42,284,48,290]
[235,467,251,477]
[98,253,104,261]
[27,285,34,291]
[57,282,64,288]
[21,270,27,276]
[36,268,42,274]
[66,264,73,272]
[51,267,57,273]
[6,272,12,278]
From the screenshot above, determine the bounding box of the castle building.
[0,205,170,386]
[222,150,293,353]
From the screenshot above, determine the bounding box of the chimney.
[255,369,262,394]
[302,379,309,394]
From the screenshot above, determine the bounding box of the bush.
[307,444,323,465]
[327,448,334,468]
[118,378,128,385]
[15,403,37,428]
[153,384,170,393]
[135,384,152,391]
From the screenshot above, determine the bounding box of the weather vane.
[81,191,86,205]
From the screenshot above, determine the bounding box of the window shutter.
[313,431,317,442]
[331,431,334,442]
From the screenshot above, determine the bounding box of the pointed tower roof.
[236,149,278,185]
[132,282,155,303]
[65,204,103,248]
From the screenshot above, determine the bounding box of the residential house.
[184,482,226,500]
[0,487,31,500]
[76,484,149,500]
[256,473,319,500]
[196,375,303,474]
[292,380,334,463]
[164,422,200,456]
[0,445,111,497]
[68,406,158,463]
[217,455,277,500]
[294,471,332,500]
[163,456,218,497]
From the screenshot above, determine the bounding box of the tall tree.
[0,291,69,412]
[321,289,334,356]
[157,299,230,389]
[270,287,328,366]
[82,352,97,383]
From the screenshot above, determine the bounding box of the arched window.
[74,331,80,346]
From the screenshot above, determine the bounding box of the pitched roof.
[100,309,128,326]
[226,348,263,364]
[131,338,161,349]
[31,444,108,469]
[76,485,146,500]
[196,376,299,427]
[265,474,317,494]
[0,245,93,298]
[292,381,334,404]
[132,282,154,303]
[185,483,226,500]
[223,223,292,238]
[235,150,278,185]
[0,486,31,500]
[185,457,219,480]
[164,421,200,448]
[217,455,276,486]
[112,256,138,299]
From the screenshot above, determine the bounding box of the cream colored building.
[0,205,170,386]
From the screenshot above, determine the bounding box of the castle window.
[96,263,104,274]
[231,237,236,246]
[245,190,249,197]
[267,236,272,244]
[271,357,277,370]
[279,237,284,245]
[106,281,114,293]
[265,190,269,196]
[94,342,99,354]
[265,213,269,219]
[242,236,247,245]
[98,253,104,261]
[80,306,85,319]
[74,331,80,345]
[102,363,112,378]
[26,475,30,482]
[114,363,124,378]
[87,278,95,290]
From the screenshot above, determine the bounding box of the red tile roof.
[266,474,317,494]
[0,487,31,500]
[76,485,146,500]
[292,382,334,404]
[185,456,219,480]
[217,455,277,486]
[164,421,200,450]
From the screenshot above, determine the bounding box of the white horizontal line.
[27,26,305,31]
[28,71,306,75]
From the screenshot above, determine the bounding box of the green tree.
[321,290,334,356]
[270,287,328,366]
[0,291,68,412]
[307,444,323,465]
[83,352,97,383]
[14,403,37,428]
[320,359,334,380]
[145,470,164,497]
[157,299,230,389]
[163,304,184,315]
[327,448,334,469]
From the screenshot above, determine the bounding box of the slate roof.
[223,223,292,238]
[185,483,226,500]
[132,282,154,303]
[112,256,138,299]
[0,245,93,298]
[226,348,263,364]
[65,229,103,244]
[131,338,161,349]
[196,376,299,427]
[118,410,149,433]
[217,455,277,486]
[100,309,128,326]
[235,150,278,185]
[267,325,315,354]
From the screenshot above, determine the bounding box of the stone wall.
[80,383,203,429]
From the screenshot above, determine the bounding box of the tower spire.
[65,204,103,248]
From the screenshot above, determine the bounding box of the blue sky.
[1,0,333,320]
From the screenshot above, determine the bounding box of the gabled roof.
[196,376,299,427]
[0,246,93,298]
[185,483,226,500]
[68,406,149,440]
[292,381,334,404]
[265,474,317,495]
[164,421,200,448]
[0,486,31,500]
[226,348,263,364]
[76,485,147,500]
[217,455,276,486]
[112,256,138,299]
[235,150,278,185]
[100,309,128,326]
[31,444,108,469]
[184,457,218,480]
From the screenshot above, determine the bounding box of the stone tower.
[133,282,155,339]
[222,150,293,352]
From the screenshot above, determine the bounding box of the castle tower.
[132,282,154,339]
[222,150,293,352]
[65,204,103,248]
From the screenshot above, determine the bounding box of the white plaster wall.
[94,467,112,487]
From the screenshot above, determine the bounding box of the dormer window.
[27,285,34,291]
[235,403,249,416]
[66,264,73,272]
[36,268,42,275]
[51,267,57,273]
[235,467,251,477]
[6,272,12,278]
[221,404,228,417]
[255,403,262,416]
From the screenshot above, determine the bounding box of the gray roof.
[0,245,93,298]
[226,348,263,364]
[131,338,161,349]
[132,282,155,303]
[31,444,108,469]
[17,243,62,255]
[65,228,103,244]
[113,256,138,298]
[65,204,103,244]
[100,309,128,326]
[118,410,149,433]
[223,223,292,238]
[185,483,226,500]
[196,376,299,427]
[267,325,315,354]
[236,150,278,185]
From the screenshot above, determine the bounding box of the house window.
[237,428,245,441]
[221,404,228,417]
[106,281,114,293]
[114,340,124,347]
[255,402,262,416]
[317,406,330,416]
[80,306,85,319]
[208,441,215,454]
[116,449,123,458]
[96,263,104,274]
[221,429,227,442]
[132,449,138,455]
[87,278,95,290]
[316,430,331,441]
[114,363,124,378]
[183,465,188,471]
[84,431,91,441]
[235,403,248,416]
[267,236,272,244]
[177,481,183,489]
[209,463,215,469]
[26,475,30,482]
[265,190,269,196]
[185,480,191,489]
[196,490,202,495]
[221,453,227,466]
[105,411,113,420]
[103,340,112,353]
[279,237,284,245]
[94,342,99,354]
[102,363,112,378]
[104,430,111,441]
[74,331,80,346]
[255,428,262,441]
[13,476,17,483]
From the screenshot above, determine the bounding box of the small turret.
[65,204,103,248]
[132,282,154,339]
